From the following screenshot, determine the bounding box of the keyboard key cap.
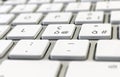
[79,24,112,39]
[28,0,51,4]
[4,0,27,5]
[0,25,11,39]
[0,60,61,77]
[42,24,75,39]
[111,11,120,24]
[12,13,43,25]
[0,14,15,25]
[0,5,13,13]
[95,40,120,61]
[66,62,120,77]
[37,3,63,13]
[10,4,37,13]
[50,40,89,60]
[54,0,76,3]
[0,40,13,58]
[75,11,104,24]
[7,25,42,39]
[96,1,120,12]
[9,40,49,59]
[42,12,72,25]
[65,2,91,13]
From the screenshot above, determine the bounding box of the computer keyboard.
[0,0,120,77]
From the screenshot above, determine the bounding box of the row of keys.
[0,24,113,40]
[0,12,103,25]
[0,3,90,14]
[0,24,112,40]
[1,40,120,61]
[13,12,104,25]
[50,40,120,61]
[3,24,113,40]
[4,0,107,5]
[42,24,112,40]
[66,1,120,12]
[10,3,91,14]
[1,60,120,77]
[1,11,120,25]
[2,1,120,14]
[4,0,76,5]
[3,0,113,6]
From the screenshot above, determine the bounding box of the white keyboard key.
[96,1,120,12]
[42,12,72,25]
[0,5,13,13]
[0,14,15,25]
[111,11,120,24]
[12,13,42,25]
[28,0,51,4]
[0,40,13,58]
[0,25,11,39]
[66,62,120,77]
[10,4,37,13]
[95,40,120,61]
[0,60,61,77]
[42,24,75,39]
[50,40,89,60]
[65,2,91,13]
[79,24,112,39]
[54,0,76,3]
[37,3,63,13]
[7,25,42,39]
[9,40,49,59]
[75,11,104,24]
[4,0,27,5]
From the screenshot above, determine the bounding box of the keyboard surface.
[0,0,120,77]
